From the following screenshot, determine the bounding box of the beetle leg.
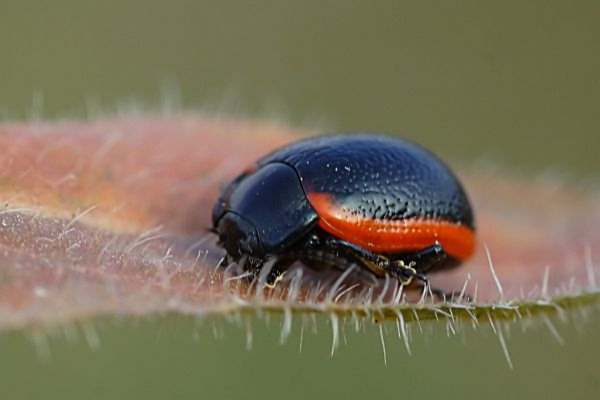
[300,234,469,300]
[384,244,445,284]
[258,257,290,288]
[390,244,470,301]
[387,259,424,285]
[320,236,390,266]
[399,242,447,274]
[412,282,471,303]
[304,234,391,275]
[386,266,471,302]
[265,267,286,288]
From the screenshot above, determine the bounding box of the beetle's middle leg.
[302,233,440,285]
[303,233,437,288]
[302,233,390,276]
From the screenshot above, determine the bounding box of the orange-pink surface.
[0,116,598,328]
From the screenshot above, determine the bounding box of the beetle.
[212,134,475,291]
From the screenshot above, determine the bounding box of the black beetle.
[212,134,475,289]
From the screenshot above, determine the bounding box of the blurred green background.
[1,0,599,398]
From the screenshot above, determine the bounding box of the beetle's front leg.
[219,252,290,288]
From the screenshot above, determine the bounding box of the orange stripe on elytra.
[307,192,475,261]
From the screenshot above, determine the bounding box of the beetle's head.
[214,211,266,268]
[211,162,319,274]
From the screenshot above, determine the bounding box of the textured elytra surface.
[0,116,599,333]
[257,134,474,227]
